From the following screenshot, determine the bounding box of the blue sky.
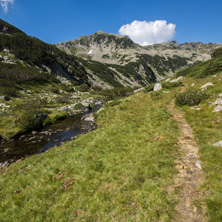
[0,0,222,45]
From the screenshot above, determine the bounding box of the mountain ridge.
[57,31,222,87]
[1,18,222,89]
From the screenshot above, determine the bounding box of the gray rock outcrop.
[154,83,162,91]
[213,141,222,147]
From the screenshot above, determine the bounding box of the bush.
[162,81,183,89]
[211,47,222,59]
[102,88,135,100]
[16,96,47,130]
[175,89,207,106]
[145,83,154,92]
[0,86,17,97]
[56,94,71,103]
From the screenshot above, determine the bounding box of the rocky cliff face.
[57,32,222,88]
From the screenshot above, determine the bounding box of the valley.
[0,18,222,221]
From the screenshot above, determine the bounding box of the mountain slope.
[0,19,89,86]
[57,31,222,84]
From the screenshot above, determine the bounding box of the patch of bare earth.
[168,100,206,222]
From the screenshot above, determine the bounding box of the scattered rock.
[0,96,10,101]
[213,94,222,106]
[0,161,10,168]
[213,140,222,147]
[153,83,162,91]
[201,82,214,89]
[97,108,104,114]
[191,107,201,110]
[32,131,37,135]
[195,160,202,169]
[133,88,145,93]
[212,106,222,112]
[82,113,94,122]
[170,76,183,83]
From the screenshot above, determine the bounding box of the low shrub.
[175,89,207,106]
[56,94,71,103]
[16,96,47,130]
[0,86,17,97]
[93,87,135,100]
[162,81,183,89]
[211,47,222,59]
[145,83,154,92]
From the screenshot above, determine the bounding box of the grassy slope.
[177,74,222,221]
[0,91,180,221]
[175,55,222,221]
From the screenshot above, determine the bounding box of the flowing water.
[0,111,97,165]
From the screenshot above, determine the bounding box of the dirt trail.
[168,100,206,222]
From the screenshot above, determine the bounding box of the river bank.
[0,100,103,167]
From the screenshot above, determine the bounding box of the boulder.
[153,83,162,91]
[214,94,222,106]
[213,140,222,147]
[133,88,145,93]
[0,96,10,101]
[201,82,214,89]
[170,76,183,83]
[212,106,222,112]
[195,160,202,169]
[82,113,94,122]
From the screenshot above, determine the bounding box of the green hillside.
[1,57,222,221]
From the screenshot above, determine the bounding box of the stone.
[191,83,195,87]
[133,88,145,93]
[213,94,222,106]
[153,83,162,91]
[201,82,214,89]
[82,113,94,122]
[212,106,222,112]
[195,160,202,169]
[170,76,183,83]
[213,140,222,147]
[97,108,104,114]
[0,96,10,101]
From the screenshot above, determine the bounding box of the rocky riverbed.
[0,103,103,168]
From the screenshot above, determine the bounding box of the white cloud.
[118,20,176,46]
[1,0,14,13]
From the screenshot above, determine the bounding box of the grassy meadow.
[0,90,180,221]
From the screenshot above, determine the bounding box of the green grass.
[0,92,180,221]
[175,74,222,221]
[177,57,222,78]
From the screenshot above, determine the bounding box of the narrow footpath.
[168,100,206,222]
